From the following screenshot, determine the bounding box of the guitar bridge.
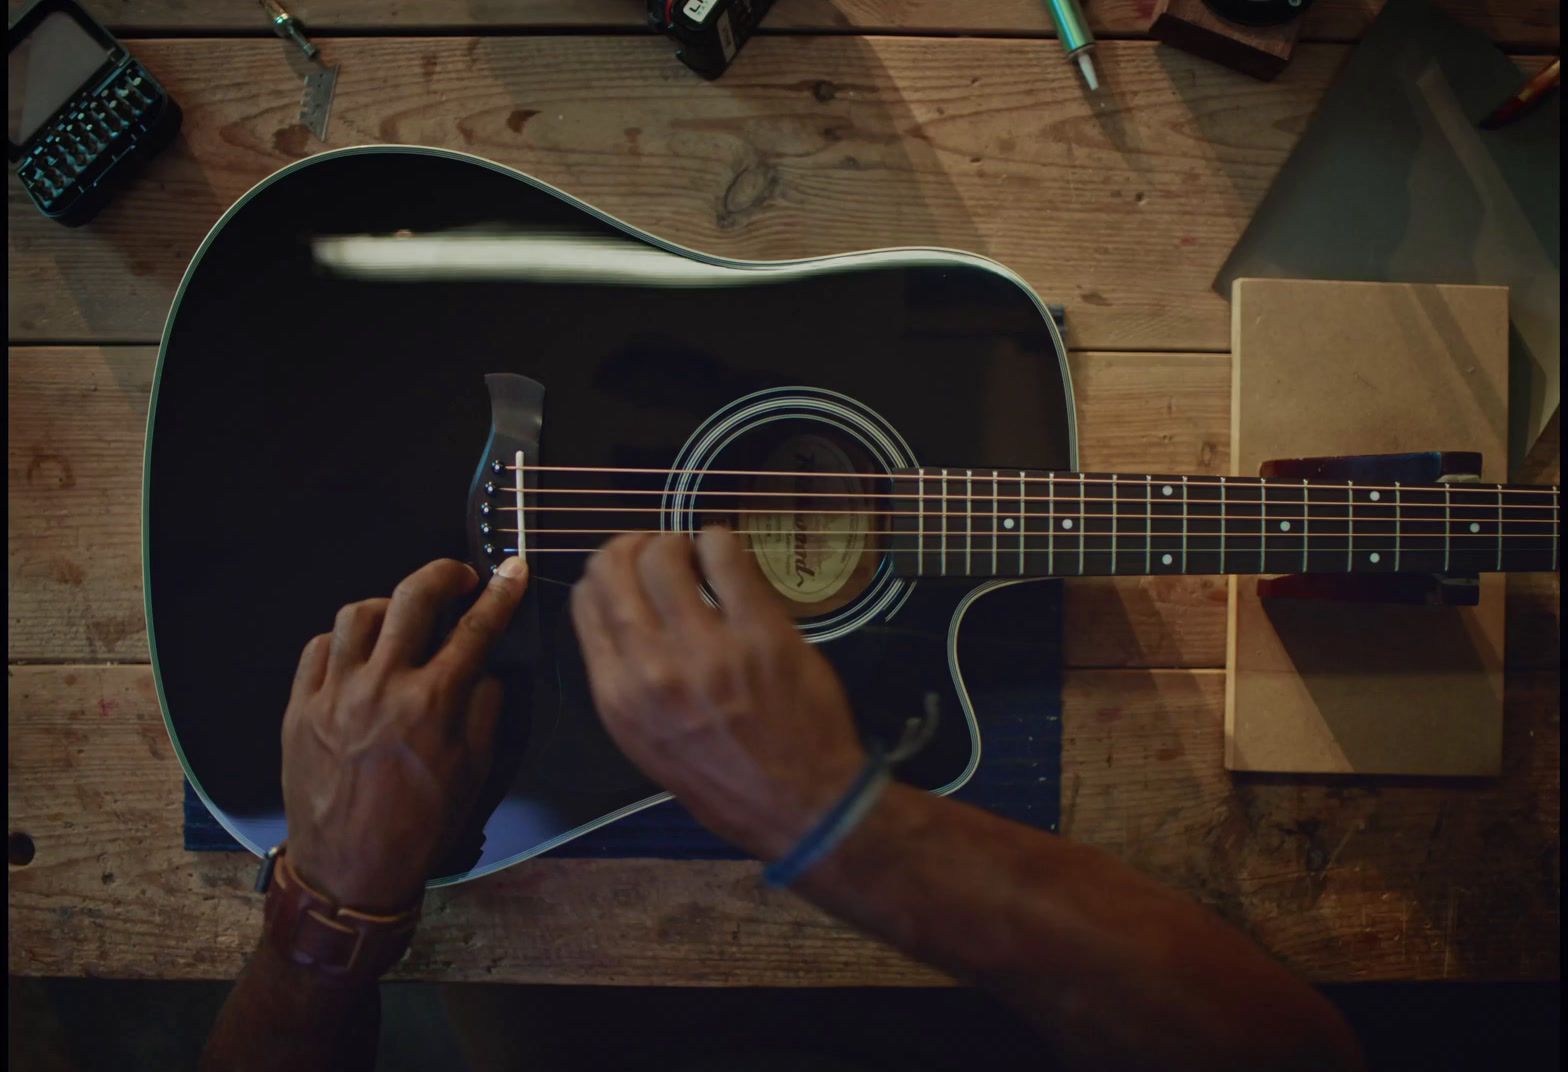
[467,373,545,575]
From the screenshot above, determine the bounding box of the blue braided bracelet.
[762,752,892,889]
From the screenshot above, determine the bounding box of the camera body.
[647,0,777,79]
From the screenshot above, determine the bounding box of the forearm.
[795,784,1363,1072]
[201,939,381,1072]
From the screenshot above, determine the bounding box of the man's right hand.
[568,527,867,860]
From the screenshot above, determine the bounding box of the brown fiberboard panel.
[1227,278,1508,775]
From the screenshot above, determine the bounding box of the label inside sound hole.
[747,435,870,605]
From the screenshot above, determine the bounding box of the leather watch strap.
[260,845,421,985]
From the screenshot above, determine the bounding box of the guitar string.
[492,532,1551,542]
[493,462,1562,498]
[486,485,1561,510]
[487,543,1549,554]
[512,503,1559,517]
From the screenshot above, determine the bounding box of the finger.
[569,582,627,721]
[428,557,530,685]
[584,534,660,642]
[327,599,390,677]
[696,526,782,622]
[290,633,331,706]
[570,580,620,667]
[374,559,482,666]
[461,676,503,777]
[636,533,719,628]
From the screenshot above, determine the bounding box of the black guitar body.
[148,147,1074,885]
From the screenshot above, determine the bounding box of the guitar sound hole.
[691,424,888,622]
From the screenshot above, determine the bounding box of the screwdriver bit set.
[8,0,182,226]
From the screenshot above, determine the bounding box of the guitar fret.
[1394,482,1401,572]
[965,470,973,575]
[1218,477,1227,575]
[1444,484,1451,572]
[1257,478,1265,573]
[1346,481,1354,571]
[1110,474,1119,571]
[991,471,1000,576]
[940,468,948,577]
[1144,476,1152,574]
[1017,471,1026,576]
[917,468,925,574]
[1077,474,1086,575]
[1301,480,1309,573]
[1047,474,1056,576]
[1180,475,1189,573]
[1496,486,1504,572]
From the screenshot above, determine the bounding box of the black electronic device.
[1201,0,1315,27]
[8,0,182,226]
[647,0,775,79]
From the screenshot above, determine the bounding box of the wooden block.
[1149,0,1300,81]
[1226,279,1512,775]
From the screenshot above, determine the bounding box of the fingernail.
[498,556,527,579]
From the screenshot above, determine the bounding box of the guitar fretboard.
[886,470,1560,578]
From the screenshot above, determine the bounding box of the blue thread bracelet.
[761,702,941,889]
[762,752,892,889]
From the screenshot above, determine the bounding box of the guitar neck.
[886,470,1561,579]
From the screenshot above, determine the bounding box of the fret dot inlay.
[1370,491,1381,502]
[1161,485,1173,496]
[1470,522,1480,533]
[1280,521,1290,531]
[1161,553,1173,566]
[1003,518,1015,530]
[1062,519,1073,530]
[1370,552,1381,564]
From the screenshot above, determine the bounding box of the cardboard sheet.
[1215,0,1559,472]
[1226,278,1508,775]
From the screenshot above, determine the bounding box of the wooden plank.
[8,663,1557,982]
[26,1,1560,49]
[6,346,1237,667]
[8,36,1341,350]
[7,348,152,665]
[1060,668,1560,981]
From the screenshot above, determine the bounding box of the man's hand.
[569,527,865,860]
[281,556,529,909]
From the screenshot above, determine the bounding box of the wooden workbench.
[8,0,1560,986]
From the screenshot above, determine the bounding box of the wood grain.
[8,663,1557,982]
[1060,667,1560,982]
[25,0,1560,48]
[9,35,1338,350]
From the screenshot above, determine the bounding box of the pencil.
[1480,58,1559,129]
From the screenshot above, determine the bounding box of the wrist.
[250,932,379,1002]
[737,748,869,862]
[261,845,422,986]
[761,751,894,888]
[792,781,925,892]
[285,842,426,914]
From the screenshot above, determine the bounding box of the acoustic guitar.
[149,147,1560,886]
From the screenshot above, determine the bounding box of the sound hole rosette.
[662,388,919,643]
